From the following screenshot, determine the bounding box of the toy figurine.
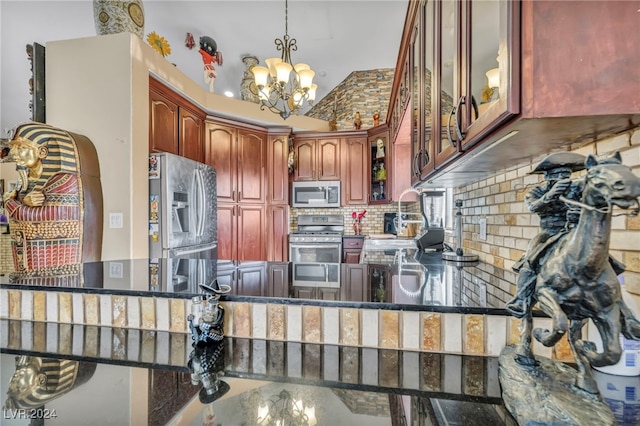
[354,111,362,130]
[187,281,231,404]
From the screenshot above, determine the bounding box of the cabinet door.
[368,133,391,204]
[267,205,288,262]
[292,286,315,299]
[454,0,520,152]
[293,139,316,181]
[237,204,265,261]
[341,137,368,205]
[237,129,266,203]
[433,0,460,168]
[344,251,361,264]
[216,267,236,290]
[149,89,179,154]
[267,133,290,204]
[237,263,266,296]
[216,204,236,260]
[341,264,368,301]
[267,263,289,297]
[179,107,204,162]
[205,123,237,203]
[318,287,340,301]
[317,138,340,180]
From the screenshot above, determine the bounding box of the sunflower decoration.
[146,31,171,58]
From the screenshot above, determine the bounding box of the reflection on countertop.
[0,323,515,426]
[0,250,518,313]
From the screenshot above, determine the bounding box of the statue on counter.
[500,151,640,425]
[2,122,103,279]
[187,281,231,404]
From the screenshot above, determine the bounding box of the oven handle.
[289,243,342,250]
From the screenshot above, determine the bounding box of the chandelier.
[253,389,317,426]
[251,0,317,119]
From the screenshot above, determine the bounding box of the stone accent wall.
[306,69,395,131]
[453,126,640,296]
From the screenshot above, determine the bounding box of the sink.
[363,237,417,250]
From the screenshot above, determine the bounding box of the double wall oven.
[289,215,344,287]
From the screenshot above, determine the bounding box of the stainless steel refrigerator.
[149,152,217,259]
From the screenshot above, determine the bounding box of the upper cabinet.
[393,0,639,187]
[341,135,368,206]
[204,120,266,204]
[368,129,391,204]
[407,0,518,184]
[292,136,340,181]
[149,78,206,162]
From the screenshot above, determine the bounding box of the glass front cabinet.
[408,0,520,185]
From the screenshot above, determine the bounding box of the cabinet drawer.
[342,237,364,249]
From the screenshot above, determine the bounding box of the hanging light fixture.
[253,389,317,426]
[251,0,317,119]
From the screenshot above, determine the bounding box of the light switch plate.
[109,212,123,229]
[479,217,487,241]
[109,262,123,279]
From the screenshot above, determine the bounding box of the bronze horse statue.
[516,152,640,394]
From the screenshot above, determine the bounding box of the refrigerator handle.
[195,169,206,237]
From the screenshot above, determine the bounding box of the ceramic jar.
[93,0,145,39]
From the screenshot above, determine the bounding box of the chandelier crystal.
[252,0,317,119]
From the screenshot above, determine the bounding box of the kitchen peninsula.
[1,250,561,361]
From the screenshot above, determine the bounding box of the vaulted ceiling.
[0,1,409,132]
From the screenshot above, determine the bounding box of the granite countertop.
[0,250,517,314]
[0,321,516,426]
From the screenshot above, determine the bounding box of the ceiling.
[142,0,409,113]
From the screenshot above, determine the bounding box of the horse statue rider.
[506,152,625,320]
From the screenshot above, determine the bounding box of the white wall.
[0,1,96,134]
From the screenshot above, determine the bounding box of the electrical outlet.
[109,262,123,279]
[479,218,487,241]
[109,212,123,229]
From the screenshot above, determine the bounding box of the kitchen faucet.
[396,188,427,236]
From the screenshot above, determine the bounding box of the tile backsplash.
[453,126,640,296]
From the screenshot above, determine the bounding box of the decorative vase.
[240,55,260,104]
[353,222,362,235]
[93,0,145,39]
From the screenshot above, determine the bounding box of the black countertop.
[1,321,516,426]
[2,323,636,426]
[0,250,516,314]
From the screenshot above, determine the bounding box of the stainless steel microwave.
[291,181,341,208]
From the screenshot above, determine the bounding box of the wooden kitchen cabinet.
[267,262,289,298]
[368,129,391,203]
[216,262,270,297]
[341,264,369,301]
[149,78,205,162]
[217,204,265,261]
[267,131,290,205]
[340,135,368,205]
[204,121,266,204]
[292,285,340,301]
[267,205,288,262]
[205,118,279,262]
[342,236,365,264]
[393,0,640,188]
[292,136,340,181]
